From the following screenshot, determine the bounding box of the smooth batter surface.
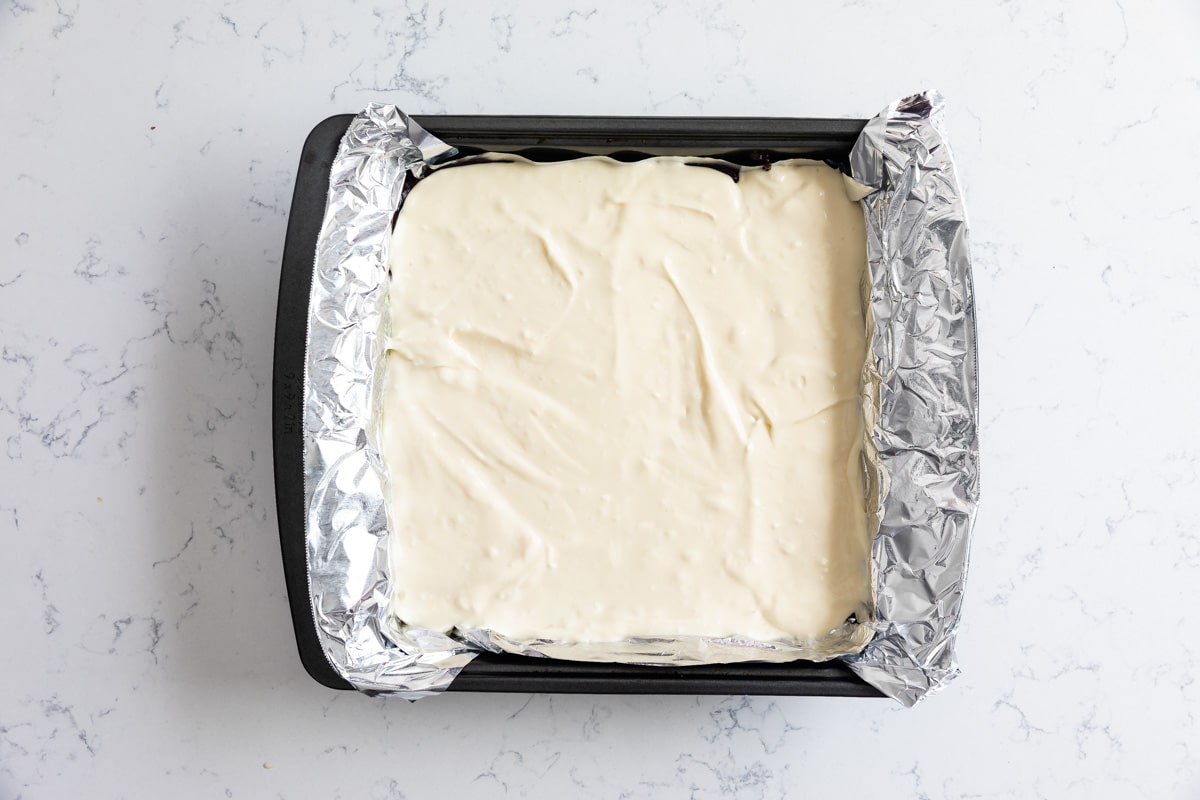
[381,156,871,644]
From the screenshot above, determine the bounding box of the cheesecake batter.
[381,156,871,646]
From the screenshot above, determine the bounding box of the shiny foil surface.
[301,94,979,702]
[303,105,475,695]
[843,92,980,705]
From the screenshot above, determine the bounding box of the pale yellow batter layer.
[381,156,870,645]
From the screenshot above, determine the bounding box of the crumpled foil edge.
[842,91,980,706]
[303,104,475,695]
[302,93,979,703]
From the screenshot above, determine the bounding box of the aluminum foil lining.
[842,92,980,705]
[301,92,979,703]
[303,105,475,695]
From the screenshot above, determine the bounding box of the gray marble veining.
[2,0,1199,797]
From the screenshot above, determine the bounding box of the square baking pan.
[273,113,883,697]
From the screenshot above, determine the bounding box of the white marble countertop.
[3,1,1198,797]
